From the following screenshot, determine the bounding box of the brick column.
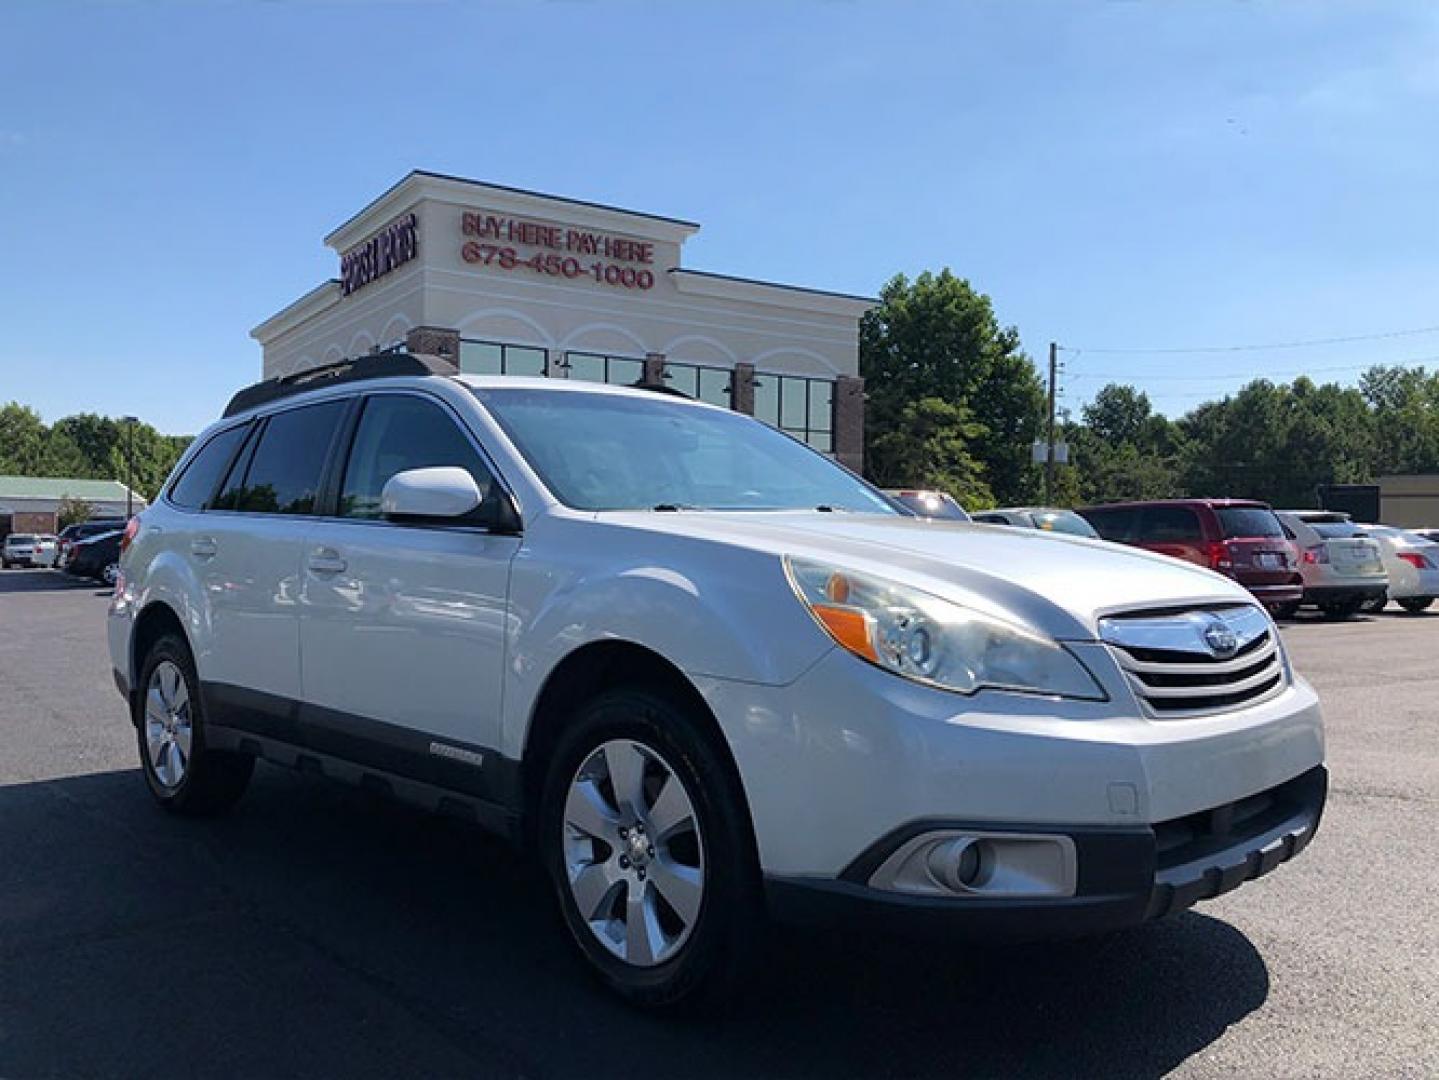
[643,352,666,387]
[834,375,865,474]
[405,326,460,370]
[731,363,756,414]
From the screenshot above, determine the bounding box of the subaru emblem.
[1202,616,1240,659]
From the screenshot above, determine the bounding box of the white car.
[2,533,43,568]
[109,355,1327,1008]
[1274,511,1388,619]
[1352,524,1439,614]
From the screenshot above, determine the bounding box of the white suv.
[110,355,1327,1008]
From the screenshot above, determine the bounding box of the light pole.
[121,416,139,518]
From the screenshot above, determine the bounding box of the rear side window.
[215,401,346,515]
[1033,511,1098,538]
[169,424,249,509]
[1082,506,1138,541]
[1139,507,1203,543]
[338,394,496,520]
[1216,507,1284,540]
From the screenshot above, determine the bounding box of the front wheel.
[1399,597,1434,614]
[135,634,254,815]
[540,687,761,1010]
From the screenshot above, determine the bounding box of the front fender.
[500,521,833,759]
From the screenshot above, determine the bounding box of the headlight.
[784,556,1104,700]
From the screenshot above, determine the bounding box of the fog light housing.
[868,830,1077,899]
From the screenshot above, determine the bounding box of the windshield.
[1033,511,1098,538]
[1312,522,1364,539]
[476,388,898,514]
[5,535,37,545]
[1217,507,1285,539]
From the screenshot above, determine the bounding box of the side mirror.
[381,467,482,521]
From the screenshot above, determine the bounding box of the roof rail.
[223,352,457,418]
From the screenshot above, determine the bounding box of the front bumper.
[766,765,1326,939]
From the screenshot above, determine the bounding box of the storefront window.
[664,362,732,408]
[460,339,547,377]
[753,372,834,451]
[561,351,645,386]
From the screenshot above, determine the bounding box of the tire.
[1270,602,1300,620]
[1360,596,1388,614]
[1320,599,1364,620]
[135,634,253,816]
[540,686,762,1010]
[1398,597,1434,614]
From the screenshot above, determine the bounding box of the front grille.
[1100,605,1288,717]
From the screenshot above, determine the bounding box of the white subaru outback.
[109,354,1326,1008]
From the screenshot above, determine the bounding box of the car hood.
[601,511,1255,641]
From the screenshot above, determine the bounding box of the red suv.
[1078,499,1302,612]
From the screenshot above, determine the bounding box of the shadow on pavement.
[0,766,1270,1079]
[0,569,105,595]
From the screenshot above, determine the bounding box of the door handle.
[190,537,217,560]
[307,548,347,575]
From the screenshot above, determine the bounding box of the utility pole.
[1045,342,1058,503]
[122,416,139,518]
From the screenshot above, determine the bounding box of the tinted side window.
[168,424,249,509]
[219,401,346,515]
[1139,507,1204,543]
[1082,506,1137,540]
[339,395,495,520]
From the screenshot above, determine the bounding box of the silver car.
[1275,511,1387,619]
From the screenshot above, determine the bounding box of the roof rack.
[223,352,456,418]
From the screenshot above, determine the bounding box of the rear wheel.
[540,687,761,1010]
[1398,597,1434,614]
[135,634,253,815]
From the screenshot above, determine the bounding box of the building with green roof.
[0,475,147,536]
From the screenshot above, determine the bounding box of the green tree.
[868,397,994,508]
[1066,384,1184,504]
[861,270,1046,504]
[56,495,94,530]
[0,403,48,474]
[1361,365,1439,476]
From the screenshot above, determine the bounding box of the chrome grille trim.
[1100,605,1288,718]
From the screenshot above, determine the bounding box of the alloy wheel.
[562,739,705,967]
[144,660,192,789]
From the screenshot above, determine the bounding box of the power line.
[1061,323,1439,355]
[1067,353,1439,384]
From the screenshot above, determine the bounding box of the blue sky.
[2,1,1437,434]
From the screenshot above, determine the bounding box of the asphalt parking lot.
[0,569,1435,1079]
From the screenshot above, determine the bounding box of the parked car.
[2,533,43,568]
[110,356,1326,1009]
[1273,511,1388,619]
[68,528,124,584]
[1078,500,1303,614]
[884,489,971,521]
[1351,524,1439,614]
[56,519,126,569]
[973,507,1100,538]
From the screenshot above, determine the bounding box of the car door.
[195,399,349,737]
[298,391,521,801]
